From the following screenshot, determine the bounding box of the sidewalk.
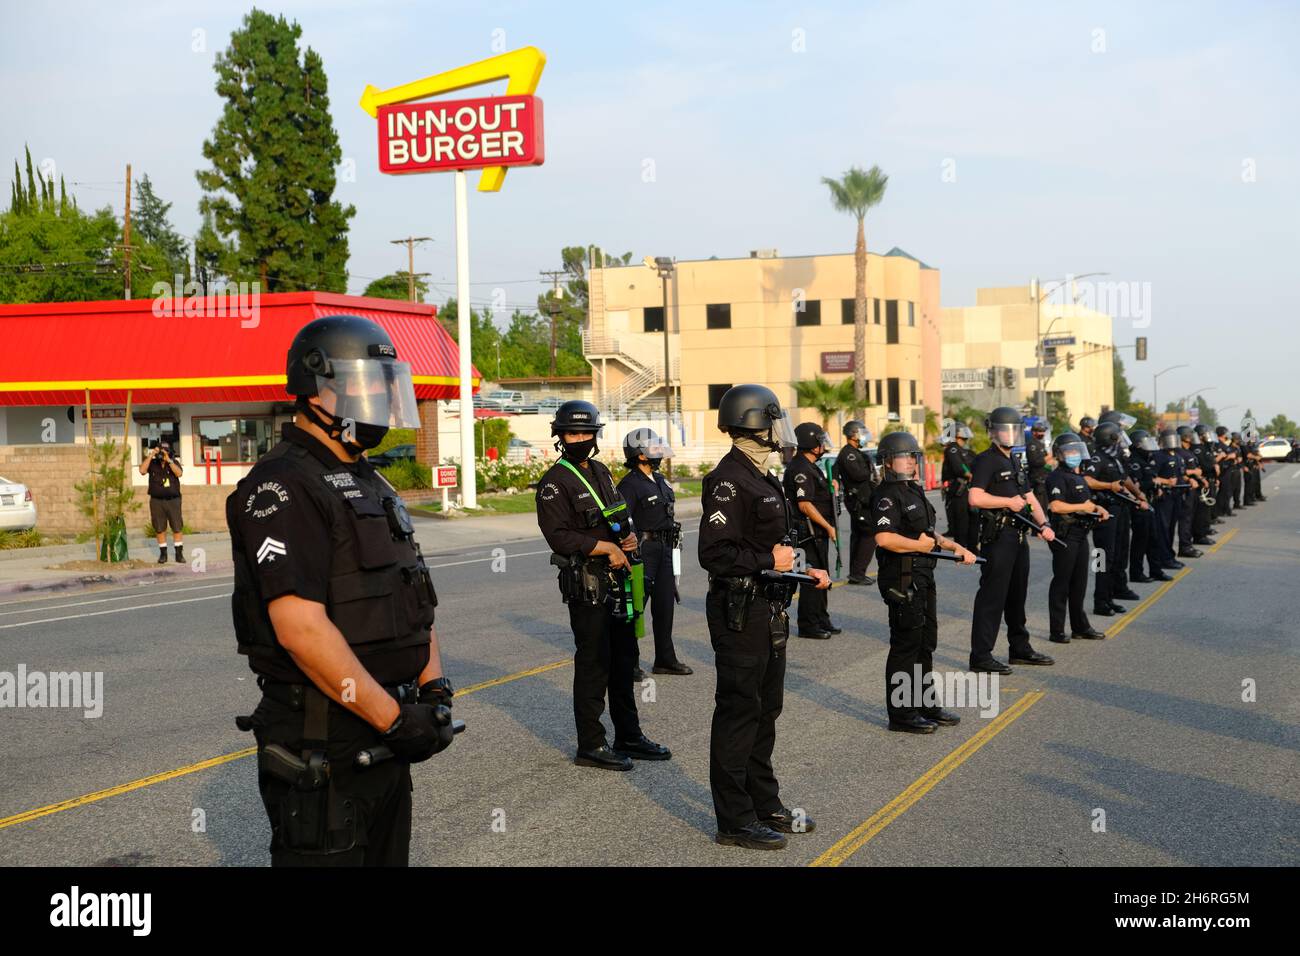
[0,498,706,597]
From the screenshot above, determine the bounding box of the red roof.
[0,292,480,406]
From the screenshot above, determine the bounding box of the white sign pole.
[455,169,477,509]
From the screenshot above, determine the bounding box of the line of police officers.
[229,317,1269,863]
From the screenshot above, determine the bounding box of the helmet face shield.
[1055,440,1089,465]
[883,450,924,480]
[1136,434,1158,452]
[1159,432,1180,450]
[989,421,1024,449]
[624,428,674,461]
[769,406,797,453]
[1112,412,1137,430]
[315,359,420,429]
[1118,430,1132,450]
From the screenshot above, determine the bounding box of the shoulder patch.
[712,480,737,503]
[243,480,291,522]
[539,482,560,501]
[794,472,808,483]
[876,516,891,526]
[321,471,357,490]
[1051,487,1062,495]
[878,497,892,510]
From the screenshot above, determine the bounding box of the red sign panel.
[821,351,854,374]
[377,95,544,175]
[436,466,459,488]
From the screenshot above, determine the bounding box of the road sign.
[436,466,458,488]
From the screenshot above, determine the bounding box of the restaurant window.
[644,306,665,333]
[193,415,275,465]
[708,384,733,410]
[886,300,899,344]
[795,299,821,326]
[706,303,731,329]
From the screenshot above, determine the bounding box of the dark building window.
[644,306,664,333]
[708,384,733,410]
[795,299,821,326]
[874,379,883,405]
[908,301,915,327]
[886,300,899,344]
[909,380,917,405]
[706,303,731,329]
[888,378,900,416]
[841,299,855,324]
[874,299,881,324]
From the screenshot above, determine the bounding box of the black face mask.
[561,437,598,462]
[302,400,389,454]
[646,457,662,470]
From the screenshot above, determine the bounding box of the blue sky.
[2,0,1297,422]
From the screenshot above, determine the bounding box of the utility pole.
[389,236,433,301]
[123,164,132,299]
[539,269,566,377]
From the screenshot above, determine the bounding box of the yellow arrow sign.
[360,46,547,192]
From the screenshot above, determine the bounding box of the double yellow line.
[0,659,574,832]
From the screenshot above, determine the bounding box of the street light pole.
[1153,363,1190,420]
[1032,272,1108,421]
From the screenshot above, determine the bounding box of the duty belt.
[257,677,420,709]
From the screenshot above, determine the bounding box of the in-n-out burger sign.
[377,94,544,175]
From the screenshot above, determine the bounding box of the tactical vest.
[231,441,437,678]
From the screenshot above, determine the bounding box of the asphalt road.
[1,473,1297,867]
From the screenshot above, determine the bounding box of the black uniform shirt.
[698,445,789,578]
[146,454,183,499]
[536,457,625,557]
[1026,438,1049,485]
[1127,451,1153,492]
[783,452,835,530]
[970,446,1028,506]
[616,467,676,532]
[941,442,974,486]
[227,423,431,684]
[869,479,937,578]
[1153,448,1184,483]
[833,443,875,495]
[1084,449,1125,486]
[1216,440,1237,469]
[1045,467,1092,533]
[1176,447,1200,477]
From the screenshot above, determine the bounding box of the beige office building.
[584,249,941,450]
[940,286,1116,424]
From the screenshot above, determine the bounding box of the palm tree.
[794,376,856,431]
[822,165,888,418]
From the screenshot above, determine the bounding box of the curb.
[0,559,233,599]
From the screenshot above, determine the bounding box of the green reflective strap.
[558,458,606,510]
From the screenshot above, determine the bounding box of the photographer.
[139,440,184,563]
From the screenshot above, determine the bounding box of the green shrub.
[378,458,432,490]
[371,428,417,457]
[0,528,42,549]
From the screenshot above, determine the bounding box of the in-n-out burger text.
[378,94,544,174]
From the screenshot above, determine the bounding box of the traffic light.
[986,367,997,388]
[1003,367,1016,388]
[1135,336,1148,361]
[1066,352,1075,372]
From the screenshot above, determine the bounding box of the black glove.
[381,703,454,763]
[418,676,454,709]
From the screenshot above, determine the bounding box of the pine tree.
[196,9,354,292]
[133,174,190,280]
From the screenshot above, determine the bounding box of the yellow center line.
[0,658,573,832]
[1206,527,1238,553]
[810,691,1047,867]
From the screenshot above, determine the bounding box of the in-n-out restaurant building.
[0,292,477,534]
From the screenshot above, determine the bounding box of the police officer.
[1078,416,1098,455]
[834,420,878,584]
[1213,426,1237,518]
[1153,428,1189,569]
[1025,421,1051,514]
[784,423,840,639]
[1128,429,1174,582]
[1082,421,1132,616]
[1175,426,1204,558]
[536,401,671,771]
[871,430,975,733]
[1192,424,1218,544]
[228,315,454,867]
[1229,432,1245,510]
[699,384,830,850]
[968,406,1057,674]
[1097,411,1149,600]
[1044,432,1109,644]
[616,428,692,676]
[940,423,978,553]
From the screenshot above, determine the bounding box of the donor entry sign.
[377,94,544,174]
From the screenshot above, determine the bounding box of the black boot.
[174,545,184,563]
[156,549,167,564]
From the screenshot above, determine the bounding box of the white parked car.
[0,476,36,531]
[1257,438,1292,461]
